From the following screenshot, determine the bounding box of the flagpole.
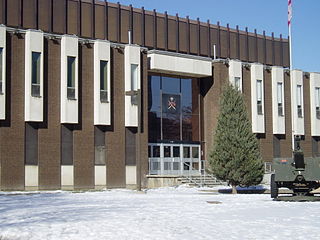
[288,0,295,151]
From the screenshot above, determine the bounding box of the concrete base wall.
[147,176,180,188]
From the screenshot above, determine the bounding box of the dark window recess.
[312,137,320,158]
[67,56,76,100]
[256,80,263,115]
[61,125,73,165]
[278,103,283,116]
[95,126,106,165]
[152,146,160,158]
[173,146,180,158]
[25,123,38,165]
[0,48,3,94]
[164,146,171,158]
[317,107,320,120]
[297,105,303,118]
[31,52,41,97]
[125,127,137,166]
[273,135,281,158]
[100,60,108,103]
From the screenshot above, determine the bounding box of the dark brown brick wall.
[38,39,61,190]
[73,45,94,189]
[301,75,312,157]
[280,72,292,158]
[106,48,126,188]
[0,34,25,190]
[258,70,273,162]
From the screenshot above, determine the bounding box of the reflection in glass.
[153,146,160,157]
[183,147,190,158]
[162,76,180,94]
[162,113,180,141]
[148,75,161,112]
[164,162,171,170]
[192,147,199,158]
[148,112,161,142]
[148,146,151,158]
[164,146,171,158]
[173,146,180,157]
[182,115,199,141]
[183,162,190,170]
[173,162,180,170]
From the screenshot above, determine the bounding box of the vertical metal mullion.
[272,32,275,65]
[164,11,168,51]
[65,0,68,34]
[236,25,240,60]
[153,9,157,49]
[35,0,39,29]
[160,76,163,140]
[49,0,53,32]
[186,16,190,54]
[246,27,249,62]
[255,29,258,62]
[92,0,95,39]
[197,18,200,56]
[129,4,133,43]
[263,31,267,65]
[217,21,221,58]
[3,0,7,25]
[141,7,145,47]
[77,0,81,36]
[207,20,211,57]
[117,2,121,43]
[176,13,179,53]
[280,34,283,66]
[19,0,23,28]
[104,0,108,40]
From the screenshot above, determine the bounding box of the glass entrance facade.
[148,75,201,175]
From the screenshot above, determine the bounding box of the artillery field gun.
[271,136,320,201]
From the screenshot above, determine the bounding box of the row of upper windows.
[0,46,142,104]
[232,76,320,120]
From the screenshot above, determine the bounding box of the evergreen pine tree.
[209,84,264,194]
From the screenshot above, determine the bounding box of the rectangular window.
[234,77,240,90]
[0,47,3,94]
[31,52,41,97]
[67,56,76,100]
[297,84,303,118]
[100,60,108,103]
[316,87,320,119]
[277,82,283,116]
[256,80,263,115]
[131,64,139,91]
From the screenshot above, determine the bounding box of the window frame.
[0,47,3,94]
[67,56,76,100]
[100,60,108,103]
[277,82,284,116]
[315,87,320,120]
[256,79,263,115]
[31,51,41,97]
[297,84,303,118]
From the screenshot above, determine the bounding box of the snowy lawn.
[0,186,320,240]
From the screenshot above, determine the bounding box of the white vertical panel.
[0,26,6,120]
[61,165,74,187]
[228,60,242,91]
[94,40,111,125]
[25,165,39,188]
[125,45,141,127]
[291,70,304,136]
[25,30,44,122]
[61,35,78,124]
[272,67,285,134]
[95,165,107,186]
[251,63,265,133]
[310,72,320,136]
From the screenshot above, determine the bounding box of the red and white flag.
[288,0,292,26]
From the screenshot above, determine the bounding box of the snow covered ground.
[0,186,320,240]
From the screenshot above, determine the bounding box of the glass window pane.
[148,111,161,142]
[182,114,199,141]
[162,76,180,94]
[0,48,3,93]
[131,64,138,91]
[164,146,171,158]
[148,75,161,112]
[32,52,41,84]
[183,162,190,170]
[183,147,190,158]
[67,56,76,88]
[277,82,283,104]
[173,146,180,157]
[256,80,262,101]
[162,113,180,141]
[297,85,302,106]
[234,77,240,90]
[100,60,108,102]
[316,87,320,108]
[173,162,180,170]
[152,146,160,157]
[192,147,199,158]
[181,78,199,115]
[148,146,151,158]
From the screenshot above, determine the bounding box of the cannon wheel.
[270,174,278,199]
